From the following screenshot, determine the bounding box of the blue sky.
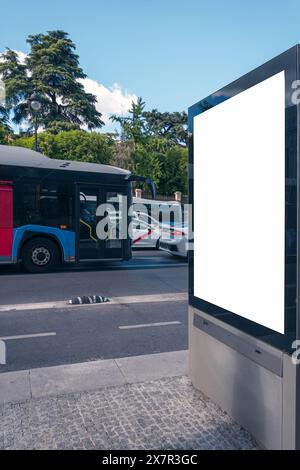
[1,0,300,128]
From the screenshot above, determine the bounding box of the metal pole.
[34,114,38,152]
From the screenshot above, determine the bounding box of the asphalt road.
[0,250,188,372]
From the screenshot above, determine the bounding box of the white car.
[159,225,188,258]
[131,217,161,248]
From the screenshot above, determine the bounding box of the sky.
[1,0,300,131]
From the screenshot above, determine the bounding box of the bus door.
[103,190,126,259]
[77,186,125,261]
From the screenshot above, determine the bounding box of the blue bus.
[0,145,155,272]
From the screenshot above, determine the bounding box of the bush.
[11,130,115,165]
[0,124,12,144]
[131,137,187,195]
[0,125,7,144]
[158,145,188,195]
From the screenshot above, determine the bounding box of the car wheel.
[21,237,60,273]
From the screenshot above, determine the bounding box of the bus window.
[21,183,73,229]
[79,193,98,248]
[40,185,73,229]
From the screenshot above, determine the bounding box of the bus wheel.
[21,238,60,273]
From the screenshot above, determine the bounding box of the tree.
[132,137,167,186]
[0,104,10,129]
[0,124,7,144]
[111,98,188,146]
[0,30,104,132]
[157,145,188,195]
[11,130,114,165]
[0,105,12,143]
[0,50,27,111]
[45,121,82,134]
[111,97,147,145]
[111,98,188,195]
[111,140,134,171]
[142,110,188,146]
[130,137,188,194]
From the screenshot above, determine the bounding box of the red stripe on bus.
[0,228,13,256]
[0,182,13,257]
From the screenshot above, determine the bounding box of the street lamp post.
[29,92,42,152]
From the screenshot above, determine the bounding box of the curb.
[0,292,188,313]
[0,350,188,405]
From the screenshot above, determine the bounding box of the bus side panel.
[0,182,13,258]
[12,225,76,263]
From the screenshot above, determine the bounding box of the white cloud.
[79,78,137,126]
[0,50,26,64]
[1,50,137,130]
[15,50,27,64]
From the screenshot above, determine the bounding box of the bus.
[0,145,155,273]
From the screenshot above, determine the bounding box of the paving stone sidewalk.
[0,375,258,450]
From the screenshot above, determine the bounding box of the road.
[0,249,188,373]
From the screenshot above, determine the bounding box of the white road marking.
[0,301,66,312]
[0,332,56,341]
[114,293,186,304]
[0,292,187,313]
[119,321,181,330]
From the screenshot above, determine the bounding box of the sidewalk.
[0,351,257,450]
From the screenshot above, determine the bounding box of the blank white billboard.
[193,71,285,333]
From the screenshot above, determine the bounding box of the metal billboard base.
[189,306,299,450]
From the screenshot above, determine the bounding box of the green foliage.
[11,134,35,149]
[45,121,82,134]
[0,30,103,131]
[11,130,114,165]
[111,98,188,195]
[0,105,12,143]
[158,145,188,195]
[111,97,147,145]
[0,50,27,109]
[0,124,8,144]
[127,136,187,194]
[0,105,10,130]
[143,110,188,145]
[132,137,165,186]
[137,139,188,195]
[111,140,134,172]
[111,98,188,147]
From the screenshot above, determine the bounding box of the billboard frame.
[188,45,299,354]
